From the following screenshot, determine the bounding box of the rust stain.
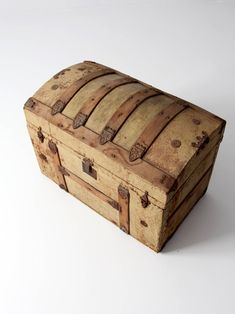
[140,220,148,227]
[39,153,47,162]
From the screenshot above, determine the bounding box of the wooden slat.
[47,140,68,191]
[118,185,130,233]
[158,166,213,252]
[129,101,187,161]
[99,88,160,144]
[113,95,174,151]
[84,61,226,127]
[144,106,222,179]
[51,68,115,115]
[66,174,120,226]
[63,74,122,119]
[72,76,137,128]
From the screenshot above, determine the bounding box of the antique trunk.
[23,61,226,252]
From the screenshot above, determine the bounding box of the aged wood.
[99,88,160,144]
[129,101,187,161]
[73,77,137,128]
[144,107,222,178]
[24,60,226,252]
[33,62,107,108]
[63,73,121,119]
[47,140,68,191]
[86,83,146,134]
[66,174,120,225]
[113,94,174,150]
[51,68,115,115]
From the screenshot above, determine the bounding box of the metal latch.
[140,191,150,208]
[82,158,97,180]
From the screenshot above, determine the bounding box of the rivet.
[192,118,201,125]
[171,139,181,148]
[59,184,67,191]
[51,84,59,90]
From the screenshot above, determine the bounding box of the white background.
[0,1,235,313]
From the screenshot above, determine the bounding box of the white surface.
[0,1,235,313]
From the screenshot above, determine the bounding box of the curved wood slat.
[99,88,161,145]
[129,101,187,161]
[72,77,137,129]
[51,68,115,115]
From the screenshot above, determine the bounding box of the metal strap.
[129,101,187,161]
[72,76,137,128]
[51,68,115,115]
[99,88,160,144]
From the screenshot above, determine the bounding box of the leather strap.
[51,68,115,115]
[99,88,160,144]
[129,101,187,161]
[72,76,137,128]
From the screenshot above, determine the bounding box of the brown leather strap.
[72,77,137,128]
[51,68,115,115]
[99,88,160,145]
[129,101,187,161]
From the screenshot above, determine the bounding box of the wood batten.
[144,107,222,179]
[118,185,130,234]
[72,77,137,129]
[129,101,187,161]
[51,68,115,115]
[158,166,213,252]
[99,88,160,145]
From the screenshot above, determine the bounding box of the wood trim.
[118,185,130,233]
[63,166,120,211]
[99,88,161,144]
[51,68,115,115]
[48,140,68,191]
[72,76,137,129]
[129,101,187,161]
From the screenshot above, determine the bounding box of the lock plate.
[82,158,97,180]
